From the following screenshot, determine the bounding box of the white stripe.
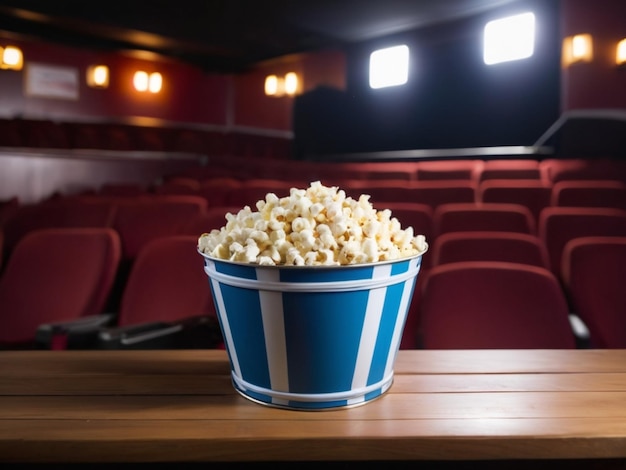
[385,259,422,378]
[205,263,418,292]
[349,264,391,405]
[256,268,289,393]
[210,276,241,378]
[233,372,393,403]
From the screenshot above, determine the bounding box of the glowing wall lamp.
[265,74,283,96]
[284,72,299,96]
[1,45,24,70]
[265,72,300,97]
[616,39,626,67]
[133,71,162,93]
[86,65,109,88]
[562,34,593,66]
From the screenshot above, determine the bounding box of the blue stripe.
[283,290,369,393]
[367,281,405,385]
[218,284,271,389]
[212,260,258,279]
[280,265,375,283]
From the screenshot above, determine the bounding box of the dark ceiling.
[0,0,521,73]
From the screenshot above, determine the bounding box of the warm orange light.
[87,65,109,88]
[617,39,626,66]
[134,71,149,91]
[284,72,299,96]
[134,71,162,93]
[1,45,23,70]
[265,74,282,96]
[562,34,593,66]
[148,72,162,93]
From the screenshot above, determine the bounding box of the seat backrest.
[99,182,147,197]
[431,231,549,268]
[198,177,242,207]
[433,202,536,238]
[478,159,542,182]
[226,179,294,207]
[384,202,433,268]
[561,236,626,348]
[181,206,242,236]
[478,179,552,221]
[416,160,483,182]
[1,199,117,260]
[419,261,575,349]
[153,177,201,196]
[112,195,208,260]
[538,207,626,277]
[540,158,625,184]
[0,227,121,347]
[117,235,215,326]
[551,180,626,210]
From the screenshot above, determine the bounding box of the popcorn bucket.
[199,252,424,410]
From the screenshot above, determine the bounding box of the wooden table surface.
[1,349,626,464]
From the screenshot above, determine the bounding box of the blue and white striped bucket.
[199,252,424,410]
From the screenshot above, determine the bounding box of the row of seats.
[0,228,220,350]
[0,118,292,159]
[2,226,623,351]
[415,235,626,349]
[173,156,626,185]
[4,192,626,272]
[153,175,626,218]
[3,187,626,282]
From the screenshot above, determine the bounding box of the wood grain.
[1,349,626,463]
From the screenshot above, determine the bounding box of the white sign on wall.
[25,63,79,100]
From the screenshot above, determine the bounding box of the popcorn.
[198,181,428,266]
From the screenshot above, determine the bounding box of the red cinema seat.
[433,202,536,238]
[538,207,626,278]
[478,179,552,221]
[430,231,549,269]
[0,228,121,348]
[416,159,483,182]
[561,236,626,349]
[419,261,576,349]
[478,159,542,182]
[551,180,626,210]
[96,236,221,349]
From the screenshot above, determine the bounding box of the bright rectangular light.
[484,12,535,65]
[369,45,409,89]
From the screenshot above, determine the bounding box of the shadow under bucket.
[200,252,424,410]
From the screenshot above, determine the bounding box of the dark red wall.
[560,0,626,110]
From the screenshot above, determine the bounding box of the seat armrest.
[99,321,184,348]
[36,314,115,350]
[97,314,222,350]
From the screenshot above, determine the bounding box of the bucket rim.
[197,248,426,270]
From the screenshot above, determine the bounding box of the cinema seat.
[419,261,576,349]
[478,179,553,221]
[416,160,483,182]
[430,231,549,268]
[1,198,117,261]
[353,180,477,209]
[94,236,221,349]
[112,195,208,261]
[540,158,626,184]
[551,180,626,210]
[181,205,242,235]
[0,228,121,349]
[561,236,626,348]
[538,207,626,278]
[432,202,536,238]
[198,177,243,207]
[478,159,542,182]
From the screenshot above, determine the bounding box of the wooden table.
[1,349,626,466]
